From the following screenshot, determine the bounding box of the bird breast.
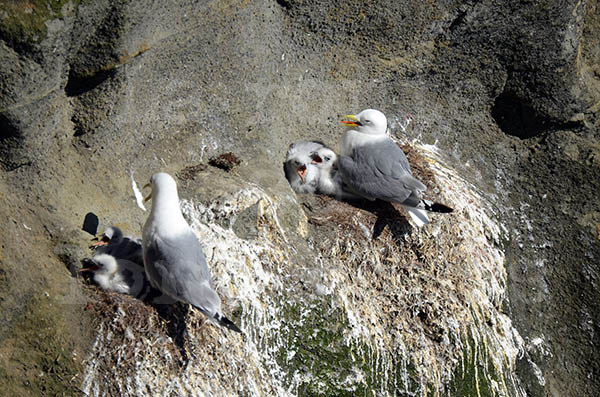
[341,130,388,156]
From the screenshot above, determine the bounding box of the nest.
[295,146,517,394]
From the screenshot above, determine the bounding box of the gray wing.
[120,261,145,297]
[143,230,212,304]
[339,140,426,204]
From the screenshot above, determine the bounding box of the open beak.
[90,236,110,248]
[310,155,323,165]
[79,259,99,273]
[297,164,307,182]
[143,183,152,202]
[340,114,361,127]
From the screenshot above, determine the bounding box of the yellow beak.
[340,114,359,127]
[143,183,152,202]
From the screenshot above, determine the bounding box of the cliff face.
[0,0,598,396]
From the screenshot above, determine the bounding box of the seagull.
[338,109,453,227]
[80,254,145,297]
[284,140,324,194]
[91,226,144,266]
[309,146,359,200]
[142,172,241,333]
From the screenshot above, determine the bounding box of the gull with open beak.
[80,254,146,297]
[142,172,242,333]
[283,140,324,194]
[309,147,360,200]
[338,109,453,227]
[91,226,144,266]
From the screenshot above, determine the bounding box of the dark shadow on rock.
[0,113,31,171]
[348,199,413,241]
[491,91,582,139]
[367,200,413,240]
[82,212,99,235]
[65,69,117,98]
[151,302,191,364]
[301,194,413,241]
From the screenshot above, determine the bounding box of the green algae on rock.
[0,0,79,50]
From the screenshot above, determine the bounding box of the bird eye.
[324,156,331,161]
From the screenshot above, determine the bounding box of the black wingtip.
[215,314,243,333]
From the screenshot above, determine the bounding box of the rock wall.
[0,0,598,395]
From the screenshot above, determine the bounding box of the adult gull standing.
[338,109,452,227]
[142,172,241,333]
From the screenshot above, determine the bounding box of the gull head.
[102,226,123,243]
[103,226,123,242]
[91,226,123,248]
[80,254,118,276]
[310,147,337,170]
[340,109,388,136]
[143,172,179,203]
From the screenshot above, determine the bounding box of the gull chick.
[91,226,143,266]
[80,254,145,297]
[338,109,453,227]
[284,140,323,194]
[309,147,359,200]
[142,172,241,333]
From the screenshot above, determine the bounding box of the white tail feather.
[404,206,430,227]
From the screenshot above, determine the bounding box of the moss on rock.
[0,0,80,50]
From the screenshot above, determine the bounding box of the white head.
[91,226,123,249]
[143,172,181,210]
[310,147,338,170]
[81,254,118,276]
[285,141,324,184]
[340,109,388,136]
[102,226,123,243]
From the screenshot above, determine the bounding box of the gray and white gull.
[142,172,241,333]
[338,109,453,227]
